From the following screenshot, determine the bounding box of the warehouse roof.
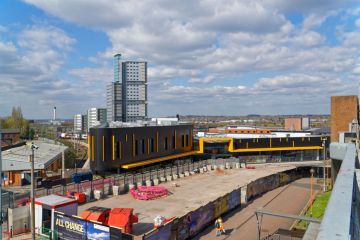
[2,140,68,171]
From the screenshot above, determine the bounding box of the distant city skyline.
[0,0,359,118]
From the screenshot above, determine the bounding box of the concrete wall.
[331,96,358,142]
[8,205,30,236]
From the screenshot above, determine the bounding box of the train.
[59,133,88,140]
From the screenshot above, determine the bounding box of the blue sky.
[0,0,360,119]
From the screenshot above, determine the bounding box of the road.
[194,178,321,240]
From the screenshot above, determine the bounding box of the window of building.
[142,139,145,154]
[116,142,120,159]
[150,138,154,153]
[164,137,168,150]
[186,135,189,147]
[172,134,176,149]
[135,140,138,156]
[181,135,185,148]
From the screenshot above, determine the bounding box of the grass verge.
[296,190,332,229]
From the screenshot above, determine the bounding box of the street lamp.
[30,142,39,240]
[310,168,315,217]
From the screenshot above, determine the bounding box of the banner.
[228,189,241,210]
[246,174,280,200]
[54,212,123,240]
[214,196,229,219]
[279,172,291,185]
[189,203,215,236]
[177,214,191,240]
[54,213,87,240]
[143,219,178,240]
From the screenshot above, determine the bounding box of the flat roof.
[103,121,192,128]
[2,140,68,171]
[35,194,77,207]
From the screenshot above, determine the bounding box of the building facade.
[107,82,122,122]
[0,129,20,147]
[87,108,107,131]
[331,96,359,142]
[88,124,194,172]
[107,54,148,122]
[73,114,84,133]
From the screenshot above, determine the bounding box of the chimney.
[53,107,56,121]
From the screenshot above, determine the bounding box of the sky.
[0,0,360,119]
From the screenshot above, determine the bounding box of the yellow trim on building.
[174,130,177,149]
[121,150,199,169]
[121,137,324,169]
[196,137,323,154]
[102,136,105,161]
[230,146,322,153]
[156,132,159,152]
[112,135,115,160]
[88,135,91,160]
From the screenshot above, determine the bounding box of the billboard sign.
[54,212,87,240]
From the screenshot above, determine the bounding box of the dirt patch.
[215,168,232,176]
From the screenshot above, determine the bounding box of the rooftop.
[102,119,190,128]
[35,194,77,207]
[2,139,68,171]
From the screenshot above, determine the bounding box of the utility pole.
[0,123,3,240]
[322,139,326,192]
[30,143,38,240]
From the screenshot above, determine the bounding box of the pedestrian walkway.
[195,178,321,240]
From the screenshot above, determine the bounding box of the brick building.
[1,128,20,147]
[331,96,359,142]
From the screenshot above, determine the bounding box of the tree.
[4,106,29,138]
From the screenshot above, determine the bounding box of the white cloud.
[6,0,360,116]
[68,67,112,83]
[189,76,216,84]
[0,25,7,32]
[356,19,360,27]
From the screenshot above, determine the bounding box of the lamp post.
[322,139,326,192]
[310,168,315,217]
[30,142,38,240]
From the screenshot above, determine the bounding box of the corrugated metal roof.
[2,140,68,171]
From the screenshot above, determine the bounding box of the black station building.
[88,124,194,172]
[88,123,329,173]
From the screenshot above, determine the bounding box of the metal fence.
[5,156,318,217]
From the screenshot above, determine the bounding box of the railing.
[305,142,360,240]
